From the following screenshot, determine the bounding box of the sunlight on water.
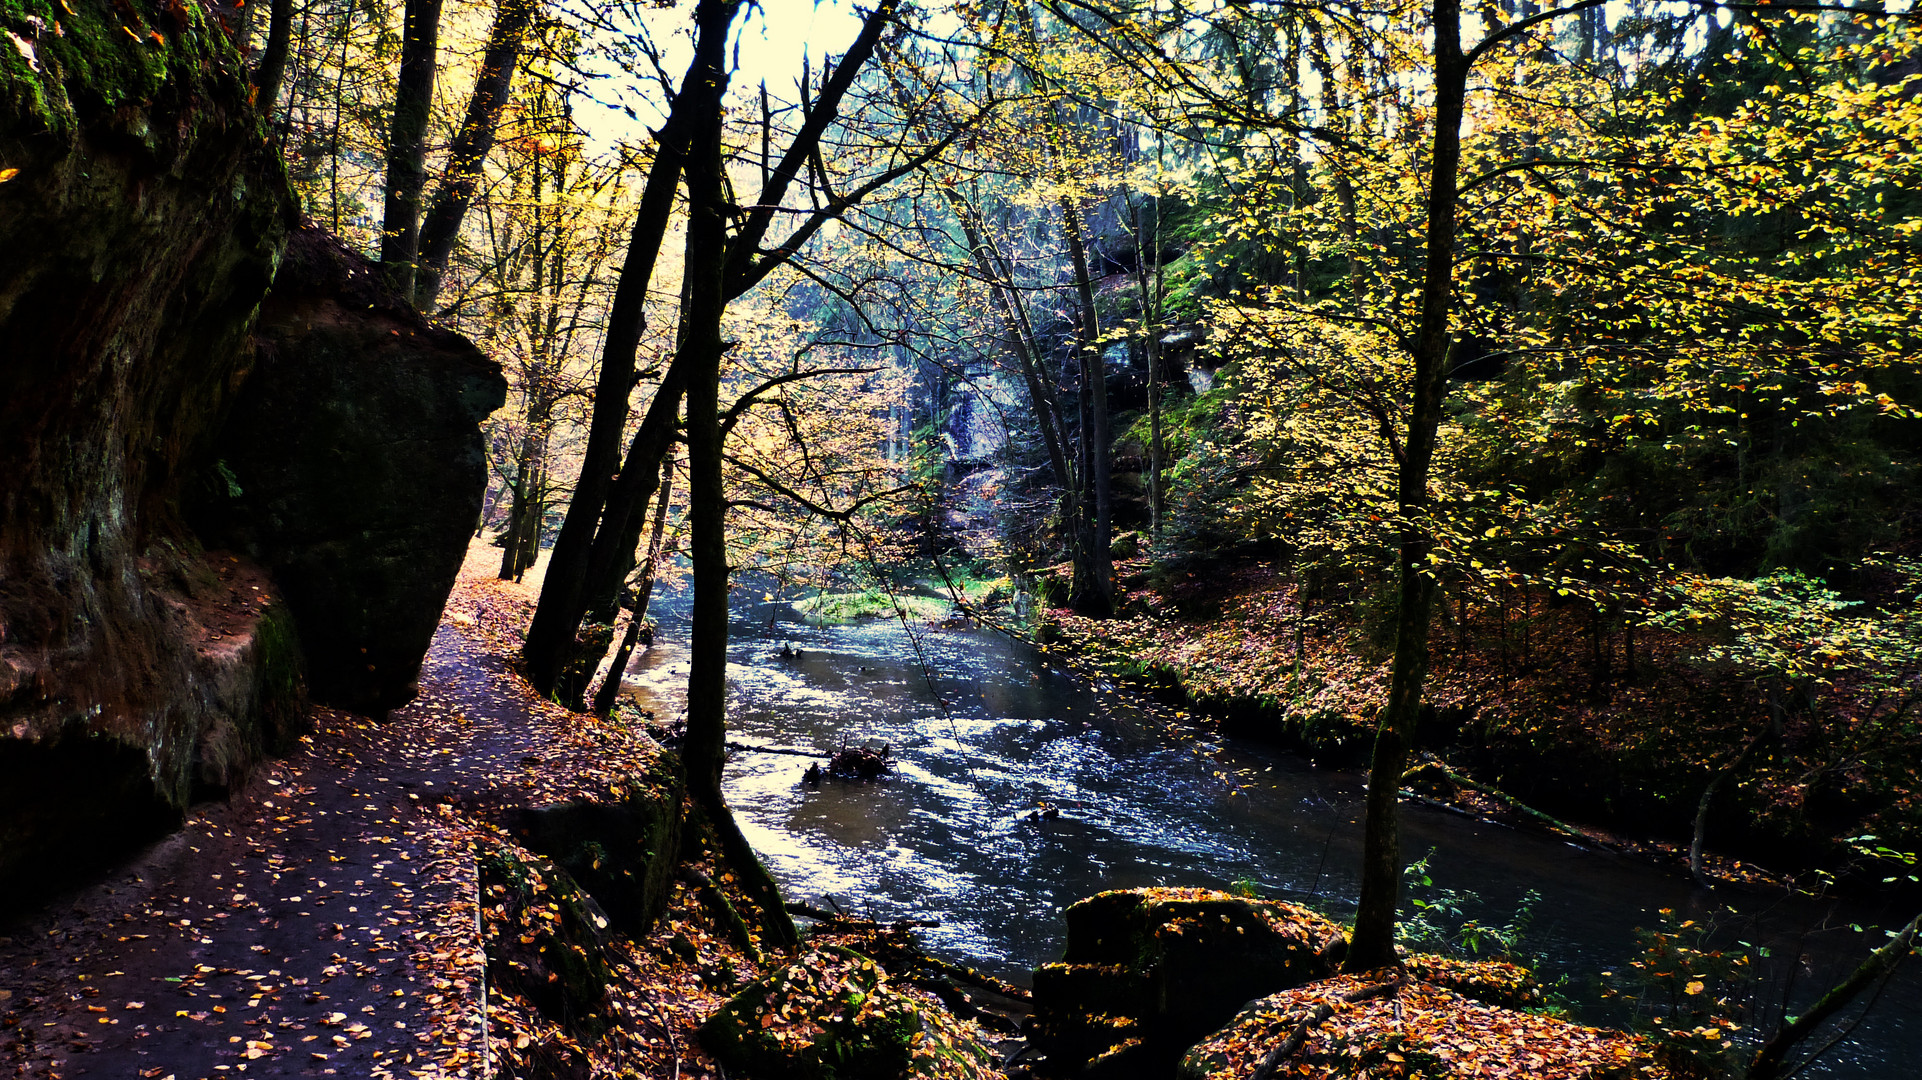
[623,598,1918,1075]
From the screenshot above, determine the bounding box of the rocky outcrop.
[0,0,300,906]
[1030,888,1346,1076]
[482,843,620,1056]
[191,226,506,712]
[508,758,687,934]
[0,0,501,910]
[701,946,1000,1080]
[1178,964,1667,1080]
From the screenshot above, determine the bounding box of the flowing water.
[624,595,1921,1076]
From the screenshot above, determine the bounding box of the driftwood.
[1403,758,1620,853]
[1748,908,1922,1080]
[784,901,937,929]
[828,741,892,778]
[725,739,820,758]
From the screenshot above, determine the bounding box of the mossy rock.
[1033,887,1344,1074]
[511,757,685,936]
[1178,969,1668,1080]
[700,946,998,1080]
[480,844,616,1042]
[1028,963,1151,1069]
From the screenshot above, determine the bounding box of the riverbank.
[0,544,1012,1080]
[1033,559,1922,895]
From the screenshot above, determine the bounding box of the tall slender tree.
[413,0,541,309]
[378,0,445,295]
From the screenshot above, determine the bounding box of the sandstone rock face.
[0,0,501,909]
[0,0,300,906]
[192,226,506,712]
[1030,888,1345,1076]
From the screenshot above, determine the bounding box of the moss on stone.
[1,0,250,140]
[1033,888,1347,1074]
[480,844,616,1041]
[249,602,307,754]
[701,946,999,1080]
[512,758,685,937]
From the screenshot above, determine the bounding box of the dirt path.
[0,608,608,1080]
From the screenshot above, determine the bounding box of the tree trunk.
[944,187,1075,505]
[592,455,675,715]
[413,0,539,309]
[1147,330,1165,532]
[1748,909,1922,1080]
[378,0,444,297]
[251,0,293,117]
[1344,0,1468,973]
[679,63,731,810]
[548,355,690,704]
[1129,192,1167,534]
[523,0,738,695]
[1061,195,1112,616]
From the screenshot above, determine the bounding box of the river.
[623,595,1920,1076]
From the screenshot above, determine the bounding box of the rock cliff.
[0,0,500,910]
[192,226,506,713]
[0,0,298,906]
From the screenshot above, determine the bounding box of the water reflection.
[623,599,1918,1076]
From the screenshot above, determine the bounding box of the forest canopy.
[248,0,1921,1060]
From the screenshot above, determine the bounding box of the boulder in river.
[830,742,894,779]
[1030,887,1346,1076]
[1177,963,1671,1080]
[701,946,999,1080]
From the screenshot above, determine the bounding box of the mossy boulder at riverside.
[701,947,999,1080]
[508,757,686,935]
[1030,887,1346,1076]
[1178,965,1671,1080]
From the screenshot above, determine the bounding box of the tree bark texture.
[378,0,444,297]
[413,0,539,309]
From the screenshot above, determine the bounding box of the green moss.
[701,947,998,1080]
[250,603,306,754]
[796,588,951,623]
[2,0,251,139]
